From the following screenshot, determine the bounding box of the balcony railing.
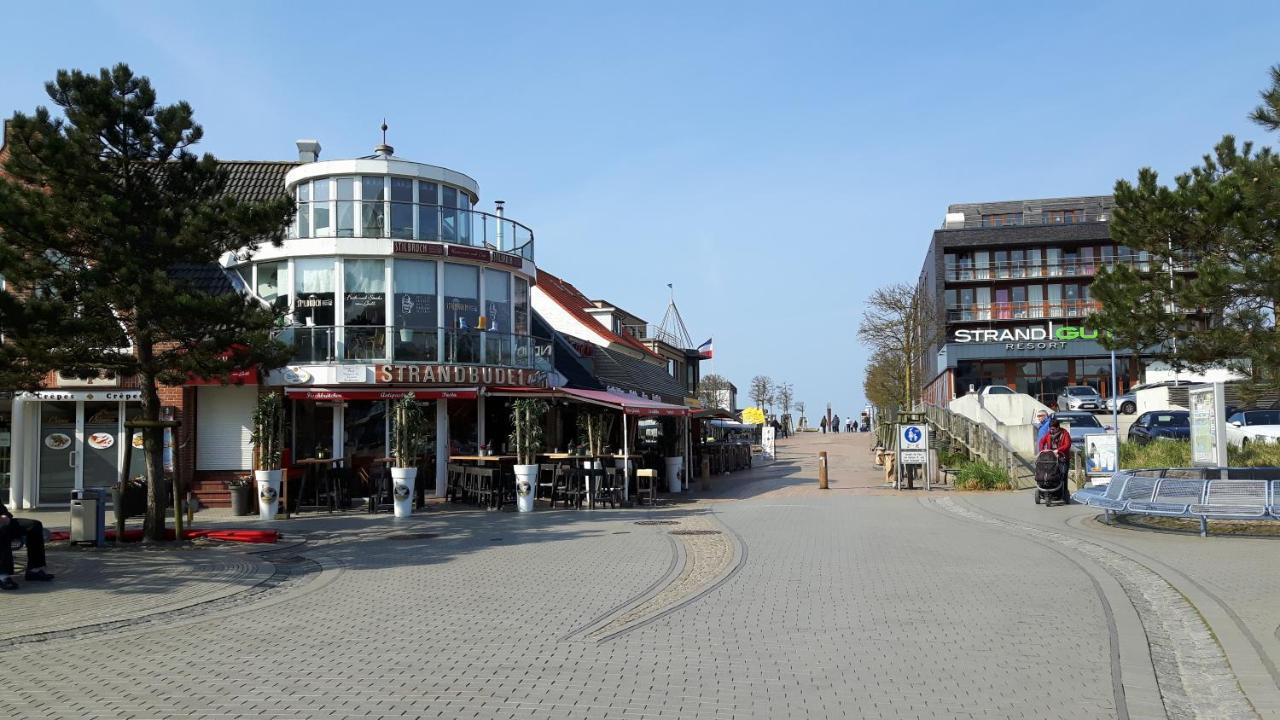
[943,211,1112,229]
[621,323,687,349]
[274,325,553,370]
[295,203,535,260]
[944,256,1153,282]
[945,300,1101,323]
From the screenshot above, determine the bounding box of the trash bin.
[70,487,107,547]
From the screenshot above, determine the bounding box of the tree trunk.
[139,371,167,542]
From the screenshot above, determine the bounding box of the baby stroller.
[1033,450,1067,506]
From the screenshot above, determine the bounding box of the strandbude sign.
[375,364,547,388]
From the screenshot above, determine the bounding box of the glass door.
[38,401,78,504]
[82,401,121,490]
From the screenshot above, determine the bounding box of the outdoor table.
[449,455,516,463]
[294,457,342,516]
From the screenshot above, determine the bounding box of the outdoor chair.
[1190,479,1269,519]
[1126,478,1205,516]
[596,468,623,509]
[554,466,584,510]
[582,468,607,509]
[635,468,657,506]
[474,468,499,510]
[446,464,467,503]
[537,464,559,502]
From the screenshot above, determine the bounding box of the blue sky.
[4,1,1280,417]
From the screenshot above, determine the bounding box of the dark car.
[1128,410,1191,445]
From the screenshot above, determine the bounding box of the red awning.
[557,387,690,417]
[483,387,558,398]
[284,387,478,401]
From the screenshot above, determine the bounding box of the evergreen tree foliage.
[0,64,295,538]
[1089,65,1280,386]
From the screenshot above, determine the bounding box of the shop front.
[8,389,147,507]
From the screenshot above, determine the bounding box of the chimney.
[296,139,321,163]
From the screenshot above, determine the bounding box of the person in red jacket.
[1038,418,1073,502]
[1038,417,1072,456]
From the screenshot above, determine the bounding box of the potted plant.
[390,394,430,518]
[251,391,285,521]
[225,475,254,516]
[662,423,684,493]
[509,398,549,512]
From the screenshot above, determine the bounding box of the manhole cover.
[669,529,722,536]
[634,520,679,526]
[387,533,439,540]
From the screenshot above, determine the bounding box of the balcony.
[621,324,687,349]
[275,325,553,370]
[944,211,1111,229]
[294,202,535,261]
[945,300,1101,323]
[944,256,1153,283]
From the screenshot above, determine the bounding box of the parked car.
[1051,412,1112,448]
[1225,409,1280,447]
[1105,390,1137,415]
[979,385,1016,396]
[1127,410,1190,445]
[1058,385,1104,412]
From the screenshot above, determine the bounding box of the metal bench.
[1101,476,1157,513]
[1189,479,1269,519]
[1075,475,1129,510]
[1271,480,1280,519]
[1126,478,1206,516]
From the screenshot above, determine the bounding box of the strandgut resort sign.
[952,323,1099,350]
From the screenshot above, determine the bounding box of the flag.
[697,338,713,358]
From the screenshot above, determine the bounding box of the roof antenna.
[374,119,394,158]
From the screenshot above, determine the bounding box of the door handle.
[69,450,77,468]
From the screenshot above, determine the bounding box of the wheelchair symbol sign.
[904,427,922,444]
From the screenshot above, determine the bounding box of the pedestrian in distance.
[819,416,828,434]
[832,414,840,434]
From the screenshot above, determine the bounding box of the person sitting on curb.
[0,501,55,590]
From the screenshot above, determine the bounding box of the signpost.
[1189,383,1227,469]
[896,422,930,490]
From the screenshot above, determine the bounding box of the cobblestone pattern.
[588,512,736,640]
[936,496,1258,720]
[0,547,274,642]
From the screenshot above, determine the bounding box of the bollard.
[818,451,828,489]
[701,457,711,491]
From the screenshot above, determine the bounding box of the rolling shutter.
[196,386,256,471]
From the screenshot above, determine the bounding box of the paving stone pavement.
[1,433,1275,719]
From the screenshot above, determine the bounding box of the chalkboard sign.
[395,292,437,329]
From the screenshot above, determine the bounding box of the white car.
[1225,410,1280,447]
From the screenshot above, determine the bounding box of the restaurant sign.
[952,323,1099,350]
[375,364,548,388]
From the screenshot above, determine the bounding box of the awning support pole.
[622,413,630,503]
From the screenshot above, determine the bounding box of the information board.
[1189,383,1227,468]
[1084,434,1118,479]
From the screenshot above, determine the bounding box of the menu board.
[395,292,437,329]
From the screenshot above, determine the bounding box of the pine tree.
[0,64,295,539]
[1089,65,1280,386]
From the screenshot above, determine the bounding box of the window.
[993,250,1009,279]
[343,259,386,348]
[1045,209,1082,224]
[668,358,678,377]
[390,177,414,239]
[336,178,355,237]
[444,264,479,362]
[312,179,331,236]
[513,277,530,337]
[296,183,310,238]
[393,259,437,361]
[981,212,1021,227]
[418,181,439,240]
[361,177,385,238]
[294,258,335,327]
[255,261,288,312]
[441,186,458,242]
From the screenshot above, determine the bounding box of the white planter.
[399,328,414,342]
[514,464,538,512]
[255,469,282,521]
[665,457,683,493]
[391,467,417,518]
